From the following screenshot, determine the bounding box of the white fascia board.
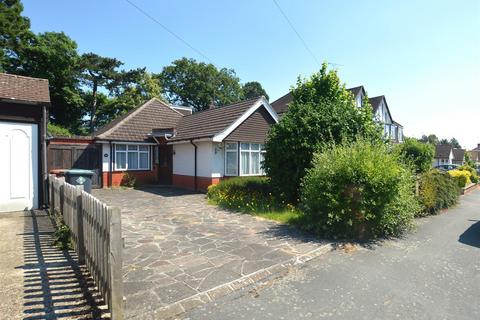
[212,97,279,143]
[167,137,213,145]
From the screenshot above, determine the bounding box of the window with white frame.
[225,142,238,176]
[240,143,266,176]
[115,144,150,170]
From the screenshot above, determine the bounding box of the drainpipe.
[190,140,198,191]
[42,105,48,207]
[109,141,113,187]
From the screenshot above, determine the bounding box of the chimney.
[209,101,215,110]
[478,143,480,149]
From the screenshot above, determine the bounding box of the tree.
[242,81,269,100]
[79,52,123,132]
[396,138,435,174]
[160,58,243,111]
[0,0,33,71]
[449,137,461,148]
[264,63,382,203]
[464,152,476,168]
[420,134,439,145]
[4,31,85,129]
[96,70,163,127]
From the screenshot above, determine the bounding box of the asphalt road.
[186,190,480,320]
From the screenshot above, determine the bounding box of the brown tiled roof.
[270,92,293,115]
[95,98,183,142]
[0,73,50,104]
[435,144,453,158]
[452,148,465,161]
[170,97,262,142]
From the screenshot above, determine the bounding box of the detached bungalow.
[433,144,465,166]
[92,96,278,190]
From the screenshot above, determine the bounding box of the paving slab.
[93,186,329,318]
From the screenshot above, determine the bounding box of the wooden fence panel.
[48,175,124,319]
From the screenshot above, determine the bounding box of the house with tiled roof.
[467,144,480,166]
[270,85,404,143]
[433,144,465,167]
[90,96,278,190]
[0,73,50,212]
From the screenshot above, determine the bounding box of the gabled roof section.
[94,98,183,142]
[452,148,465,161]
[347,86,365,99]
[435,144,453,158]
[0,73,50,105]
[169,97,278,142]
[270,92,293,114]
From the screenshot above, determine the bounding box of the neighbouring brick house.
[0,73,50,212]
[53,96,278,190]
[271,86,404,143]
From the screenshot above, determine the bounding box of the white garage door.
[0,122,38,212]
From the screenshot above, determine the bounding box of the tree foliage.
[420,134,439,145]
[242,81,269,100]
[395,137,435,174]
[264,63,382,203]
[160,58,243,111]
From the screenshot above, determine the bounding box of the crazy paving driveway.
[93,187,329,319]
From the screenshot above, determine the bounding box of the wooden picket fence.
[49,174,124,319]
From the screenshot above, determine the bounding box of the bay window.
[115,144,150,170]
[225,142,238,176]
[240,142,266,176]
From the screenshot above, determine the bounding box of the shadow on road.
[16,210,107,319]
[458,219,480,248]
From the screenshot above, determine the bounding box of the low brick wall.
[102,165,159,188]
[172,174,220,191]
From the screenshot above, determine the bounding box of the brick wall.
[172,174,220,191]
[102,165,159,188]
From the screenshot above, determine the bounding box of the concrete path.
[93,187,329,319]
[0,210,106,319]
[186,190,480,320]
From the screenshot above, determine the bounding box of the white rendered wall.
[102,144,110,172]
[172,141,218,178]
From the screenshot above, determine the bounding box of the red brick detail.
[102,165,159,188]
[172,174,221,191]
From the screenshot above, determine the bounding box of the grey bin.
[65,169,94,193]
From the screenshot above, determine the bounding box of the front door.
[0,121,38,212]
[158,145,173,184]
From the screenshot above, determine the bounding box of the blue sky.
[23,0,480,148]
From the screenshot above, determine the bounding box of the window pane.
[226,152,237,175]
[116,152,126,169]
[226,142,237,150]
[251,143,260,151]
[128,152,138,169]
[260,152,265,175]
[139,152,149,169]
[251,152,260,174]
[241,151,250,175]
[116,144,126,151]
[240,143,249,150]
[139,145,148,152]
[128,145,138,151]
[260,144,265,151]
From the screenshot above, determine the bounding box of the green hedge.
[417,170,460,215]
[207,177,279,212]
[300,140,420,239]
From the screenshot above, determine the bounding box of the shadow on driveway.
[458,220,480,248]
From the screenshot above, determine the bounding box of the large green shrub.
[458,164,478,183]
[418,170,460,215]
[395,137,434,173]
[264,63,382,204]
[448,169,471,188]
[207,177,279,212]
[300,140,419,239]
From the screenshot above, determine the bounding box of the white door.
[0,122,38,212]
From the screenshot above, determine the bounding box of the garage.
[0,73,50,212]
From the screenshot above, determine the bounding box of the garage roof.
[0,73,50,105]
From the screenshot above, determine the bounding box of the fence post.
[76,186,85,264]
[109,207,124,320]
